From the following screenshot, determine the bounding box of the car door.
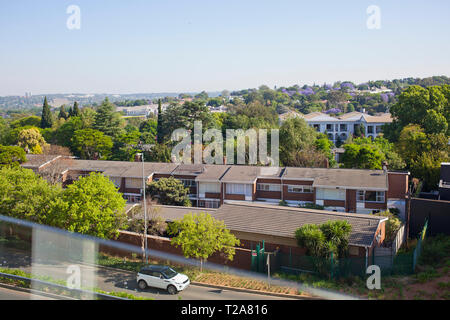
[142,270,159,288]
[153,272,169,289]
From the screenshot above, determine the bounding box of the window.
[316,188,346,200]
[288,185,313,193]
[326,124,334,131]
[226,183,252,196]
[199,183,220,194]
[257,184,281,192]
[180,179,195,187]
[313,124,320,131]
[339,124,347,132]
[357,190,385,203]
[367,126,374,134]
[376,126,382,134]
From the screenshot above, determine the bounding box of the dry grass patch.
[194,273,301,295]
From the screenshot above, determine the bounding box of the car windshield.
[161,267,178,279]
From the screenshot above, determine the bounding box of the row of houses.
[138,203,388,262]
[279,111,393,143]
[23,155,409,218]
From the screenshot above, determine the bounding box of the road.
[0,247,298,300]
[0,286,55,300]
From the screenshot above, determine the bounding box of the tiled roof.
[195,165,231,182]
[283,167,388,190]
[363,113,393,123]
[22,154,61,169]
[213,203,385,247]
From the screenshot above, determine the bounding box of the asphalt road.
[0,248,298,300]
[0,286,55,300]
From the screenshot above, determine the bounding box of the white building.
[116,104,168,117]
[302,111,393,143]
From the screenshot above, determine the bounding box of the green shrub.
[419,234,450,267]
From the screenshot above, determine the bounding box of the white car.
[136,265,190,295]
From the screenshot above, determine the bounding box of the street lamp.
[136,151,148,264]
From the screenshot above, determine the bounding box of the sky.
[1,0,450,96]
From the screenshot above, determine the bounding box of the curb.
[190,281,319,300]
[91,264,320,300]
[0,281,77,300]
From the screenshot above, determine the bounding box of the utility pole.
[137,151,148,264]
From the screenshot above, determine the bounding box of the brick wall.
[100,231,252,271]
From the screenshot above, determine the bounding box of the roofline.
[222,202,385,221]
[313,185,388,191]
[37,155,62,169]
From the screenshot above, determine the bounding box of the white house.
[303,111,393,143]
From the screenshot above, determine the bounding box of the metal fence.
[412,219,428,271]
[271,250,415,280]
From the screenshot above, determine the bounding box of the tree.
[40,97,53,129]
[71,128,113,160]
[387,85,450,141]
[279,117,319,166]
[160,100,214,141]
[10,116,41,129]
[128,199,167,262]
[0,145,26,167]
[295,220,352,259]
[58,105,69,120]
[94,98,125,138]
[342,143,385,170]
[144,143,172,163]
[54,117,84,148]
[168,212,240,272]
[109,128,141,161]
[397,125,448,190]
[148,177,191,206]
[48,172,127,239]
[17,128,48,154]
[0,166,62,224]
[156,99,164,144]
[343,137,405,170]
[72,101,81,117]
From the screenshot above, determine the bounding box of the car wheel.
[167,285,177,295]
[138,280,147,290]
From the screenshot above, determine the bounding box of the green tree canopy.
[0,166,62,224]
[10,116,41,129]
[17,128,48,154]
[40,97,53,129]
[148,177,191,206]
[295,220,352,259]
[48,172,127,239]
[94,98,125,138]
[168,212,240,271]
[0,145,26,167]
[71,128,113,160]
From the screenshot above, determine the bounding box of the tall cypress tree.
[156,99,163,144]
[72,101,81,117]
[58,105,68,120]
[40,97,53,129]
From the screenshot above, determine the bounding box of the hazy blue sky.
[1,0,449,96]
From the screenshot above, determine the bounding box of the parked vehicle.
[136,265,190,294]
